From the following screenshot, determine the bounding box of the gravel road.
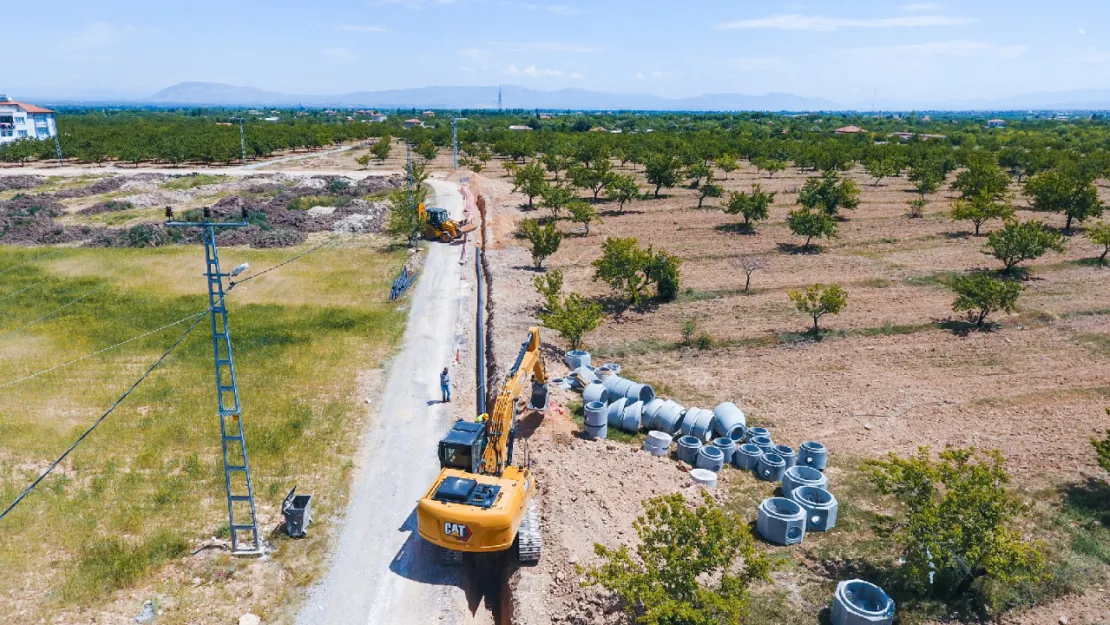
[296,178,484,625]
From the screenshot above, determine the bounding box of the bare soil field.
[473,159,1110,624]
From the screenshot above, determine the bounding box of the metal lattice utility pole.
[406,141,414,210]
[53,133,63,166]
[451,117,467,170]
[167,213,261,556]
[232,118,247,164]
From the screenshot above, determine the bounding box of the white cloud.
[651,71,665,78]
[321,47,357,61]
[718,13,974,31]
[839,40,1027,59]
[635,71,665,80]
[504,41,602,53]
[1079,28,1087,36]
[902,2,943,11]
[525,4,584,15]
[504,64,583,79]
[65,22,132,51]
[339,24,391,32]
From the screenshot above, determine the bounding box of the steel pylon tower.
[451,117,467,170]
[167,216,261,556]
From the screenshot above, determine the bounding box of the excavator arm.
[480,327,547,476]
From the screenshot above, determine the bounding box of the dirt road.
[296,178,483,625]
[0,164,400,179]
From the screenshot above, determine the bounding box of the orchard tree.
[384,187,423,243]
[908,161,944,201]
[520,218,562,269]
[724,185,776,228]
[581,493,770,625]
[541,150,572,182]
[787,208,838,248]
[355,152,372,169]
[752,156,787,177]
[567,199,601,235]
[512,162,549,209]
[685,163,711,188]
[372,135,393,163]
[645,154,681,198]
[798,170,860,217]
[592,237,681,306]
[788,283,847,333]
[864,447,1045,600]
[949,273,1023,327]
[416,139,439,162]
[1086,221,1110,265]
[605,173,640,214]
[951,191,1014,235]
[697,178,724,209]
[1024,168,1104,233]
[1093,411,1110,474]
[540,292,604,350]
[568,158,614,200]
[532,269,564,311]
[540,184,575,219]
[736,256,765,293]
[986,220,1066,272]
[864,157,900,186]
[715,154,739,180]
[952,152,1011,201]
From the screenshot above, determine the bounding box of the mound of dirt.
[0,195,97,245]
[78,200,136,215]
[54,176,126,199]
[0,175,47,191]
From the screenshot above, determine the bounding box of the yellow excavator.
[416,327,549,562]
[418,202,477,243]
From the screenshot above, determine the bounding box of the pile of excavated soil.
[53,176,127,199]
[77,199,135,215]
[0,194,99,245]
[0,175,46,191]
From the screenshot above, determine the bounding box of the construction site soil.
[472,159,1110,625]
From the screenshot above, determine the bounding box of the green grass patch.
[286,195,347,211]
[66,529,188,601]
[566,398,640,444]
[160,174,233,190]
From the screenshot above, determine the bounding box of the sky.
[8,0,1110,105]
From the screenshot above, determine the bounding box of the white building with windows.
[0,95,56,144]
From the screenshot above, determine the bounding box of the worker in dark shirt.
[440,367,451,403]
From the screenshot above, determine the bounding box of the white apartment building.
[0,95,57,144]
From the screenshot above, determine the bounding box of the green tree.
[644,248,682,302]
[949,273,1023,327]
[864,157,900,186]
[355,152,372,169]
[908,161,944,201]
[540,292,604,350]
[581,493,771,625]
[697,179,723,209]
[519,218,562,269]
[416,139,439,162]
[715,154,738,180]
[798,171,860,217]
[568,158,614,200]
[985,220,1066,272]
[384,187,423,243]
[787,208,838,248]
[952,153,1012,201]
[645,154,681,198]
[512,162,549,209]
[592,237,680,305]
[863,447,1045,601]
[685,163,711,188]
[1093,410,1110,473]
[539,184,575,220]
[541,151,572,182]
[752,156,787,177]
[605,173,641,214]
[371,135,393,163]
[1086,221,1110,265]
[788,283,847,333]
[951,191,1015,235]
[567,199,601,235]
[724,185,776,228]
[1024,169,1105,233]
[532,269,564,311]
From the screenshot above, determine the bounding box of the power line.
[0,284,107,340]
[0,310,209,522]
[0,310,207,391]
[0,250,64,278]
[0,278,49,301]
[229,238,336,290]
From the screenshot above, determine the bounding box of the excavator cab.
[426,207,450,230]
[438,420,486,474]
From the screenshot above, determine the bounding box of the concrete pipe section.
[584,401,608,427]
[782,465,829,497]
[679,407,715,442]
[601,362,621,376]
[595,365,616,380]
[652,400,685,434]
[642,430,673,457]
[603,375,656,404]
[583,380,609,404]
[747,426,771,441]
[831,579,894,625]
[728,424,748,443]
[756,452,787,482]
[606,397,628,429]
[711,437,737,465]
[676,435,702,465]
[734,443,763,470]
[690,468,717,488]
[573,365,598,388]
[750,435,775,455]
[799,441,829,471]
[790,485,838,532]
[711,402,746,440]
[695,445,725,472]
[583,423,607,440]
[773,444,797,469]
[640,398,665,430]
[621,400,643,433]
[757,497,807,546]
[564,349,591,370]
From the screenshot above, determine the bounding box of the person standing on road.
[440,367,451,403]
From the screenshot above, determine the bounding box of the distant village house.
[0,96,57,144]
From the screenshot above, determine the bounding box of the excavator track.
[517,499,542,563]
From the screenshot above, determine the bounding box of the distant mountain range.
[33,81,1110,112]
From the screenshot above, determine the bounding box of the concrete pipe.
[690,468,717,488]
[680,408,715,442]
[747,426,771,440]
[790,485,838,532]
[711,437,737,465]
[584,401,608,427]
[583,423,607,440]
[572,366,598,388]
[756,452,787,482]
[643,431,673,456]
[757,497,806,546]
[695,445,725,472]
[564,350,591,370]
[601,362,621,376]
[676,435,702,465]
[728,424,748,443]
[782,466,828,498]
[711,402,746,439]
[653,400,685,434]
[750,435,775,455]
[831,580,894,625]
[773,444,798,469]
[606,375,634,396]
[595,366,616,380]
[734,443,763,470]
[640,398,665,430]
[606,397,628,429]
[624,382,656,404]
[798,441,829,471]
[582,380,609,404]
[621,401,643,433]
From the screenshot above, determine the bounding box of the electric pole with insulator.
[451,117,467,170]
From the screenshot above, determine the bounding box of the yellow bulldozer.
[418,203,477,243]
[416,327,549,562]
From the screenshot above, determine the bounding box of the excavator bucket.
[526,382,549,412]
[458,222,478,234]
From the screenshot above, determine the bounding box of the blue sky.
[9,1,1110,104]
